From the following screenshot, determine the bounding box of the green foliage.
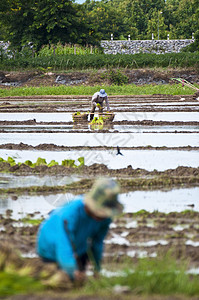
[33,157,47,167]
[182,30,199,52]
[0,157,85,168]
[38,43,102,56]
[48,160,58,167]
[106,69,129,85]
[7,157,16,166]
[77,157,85,167]
[20,218,43,225]
[0,52,198,71]
[89,113,114,130]
[0,272,43,297]
[24,160,33,167]
[0,0,198,51]
[83,254,199,296]
[61,159,76,168]
[0,0,87,50]
[90,116,104,125]
[73,111,88,117]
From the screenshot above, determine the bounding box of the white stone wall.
[101,39,195,54]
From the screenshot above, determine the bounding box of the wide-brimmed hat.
[99,89,107,98]
[85,178,123,218]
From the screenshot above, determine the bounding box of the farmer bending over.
[90,89,110,121]
[37,178,123,283]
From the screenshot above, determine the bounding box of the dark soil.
[0,69,199,87]
[0,142,198,151]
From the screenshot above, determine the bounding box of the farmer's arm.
[56,204,84,280]
[105,96,110,111]
[55,219,78,280]
[91,220,111,271]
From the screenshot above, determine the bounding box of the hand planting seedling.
[90,89,110,121]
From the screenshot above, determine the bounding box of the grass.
[1,52,199,70]
[82,255,199,296]
[0,272,44,297]
[0,83,197,97]
[1,254,199,297]
[20,217,43,225]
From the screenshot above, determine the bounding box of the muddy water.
[0,187,198,219]
[1,111,199,122]
[1,124,199,133]
[0,132,198,147]
[114,112,199,122]
[0,149,198,171]
[120,187,199,213]
[113,124,199,132]
[0,174,79,189]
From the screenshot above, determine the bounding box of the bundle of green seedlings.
[90,112,114,125]
[0,157,84,168]
[72,111,89,121]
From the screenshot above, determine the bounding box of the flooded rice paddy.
[1,111,199,122]
[1,187,198,219]
[1,124,199,132]
[0,149,199,170]
[1,94,199,281]
[0,131,199,147]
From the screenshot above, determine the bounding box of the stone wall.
[101,39,195,54]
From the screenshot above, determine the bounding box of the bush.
[182,30,199,52]
[106,69,128,85]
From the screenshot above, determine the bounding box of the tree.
[165,0,198,39]
[0,0,86,50]
[147,9,167,39]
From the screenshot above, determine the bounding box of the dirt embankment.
[0,69,199,88]
[0,162,199,194]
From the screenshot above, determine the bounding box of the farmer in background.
[90,89,110,121]
[37,178,123,283]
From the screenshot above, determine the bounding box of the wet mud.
[0,94,198,113]
[0,163,199,194]
[0,91,199,299]
[0,142,198,151]
[1,210,199,288]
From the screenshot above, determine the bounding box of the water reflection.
[1,111,199,122]
[0,174,80,189]
[0,187,198,219]
[0,132,198,147]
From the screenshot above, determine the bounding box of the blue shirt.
[37,196,111,278]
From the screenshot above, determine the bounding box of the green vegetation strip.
[0,53,199,71]
[0,83,196,97]
[1,176,198,195]
[1,255,199,297]
[82,254,199,296]
[0,156,84,168]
